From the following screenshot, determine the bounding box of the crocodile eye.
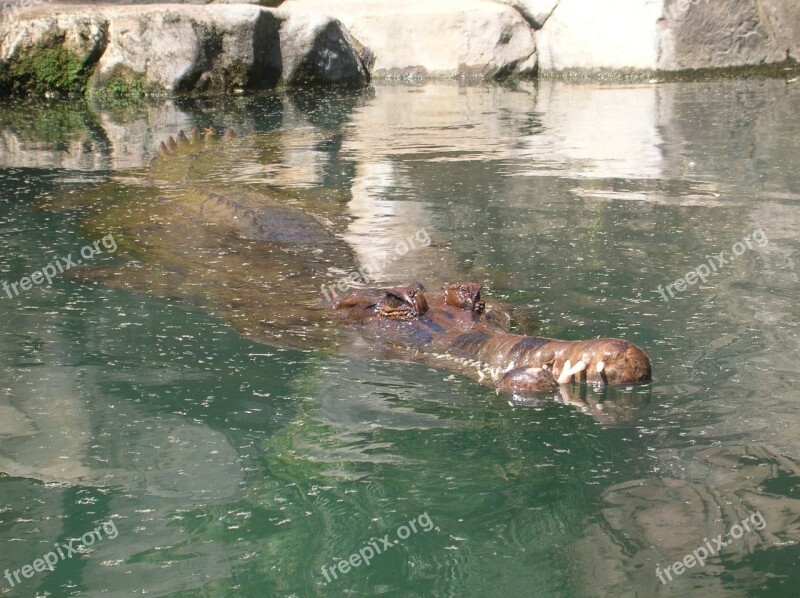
[379,283,427,319]
[385,294,405,308]
[378,291,415,319]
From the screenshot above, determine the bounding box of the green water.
[1,80,799,597]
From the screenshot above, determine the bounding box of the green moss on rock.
[1,46,93,96]
[90,67,150,99]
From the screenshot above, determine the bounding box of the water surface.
[1,79,799,597]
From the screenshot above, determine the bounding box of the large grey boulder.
[281,0,538,80]
[0,3,368,95]
[276,10,370,85]
[0,11,108,95]
[94,5,284,93]
[659,0,800,70]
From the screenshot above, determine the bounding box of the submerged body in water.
[40,127,651,420]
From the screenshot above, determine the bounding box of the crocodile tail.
[149,127,238,186]
[151,127,238,160]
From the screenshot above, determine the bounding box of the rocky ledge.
[282,0,798,77]
[0,0,798,97]
[0,3,371,96]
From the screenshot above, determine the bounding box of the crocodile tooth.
[557,359,572,384]
[477,369,486,381]
[557,359,586,384]
[596,360,605,373]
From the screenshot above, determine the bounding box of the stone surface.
[536,0,800,74]
[276,9,370,85]
[93,5,284,93]
[658,0,800,70]
[494,0,558,29]
[0,3,368,94]
[0,11,107,69]
[213,0,284,5]
[281,0,538,79]
[536,0,665,72]
[2,0,798,91]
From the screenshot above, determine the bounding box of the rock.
[493,0,558,29]
[0,11,107,95]
[2,0,798,89]
[93,5,284,93]
[659,0,800,70]
[276,10,370,85]
[537,0,666,72]
[281,0,538,80]
[212,0,285,5]
[0,3,368,96]
[537,0,800,74]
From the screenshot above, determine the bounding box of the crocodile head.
[332,280,652,395]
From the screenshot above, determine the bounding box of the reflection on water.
[0,78,798,596]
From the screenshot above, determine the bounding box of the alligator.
[43,127,651,411]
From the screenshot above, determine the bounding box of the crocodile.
[44,127,651,408]
[331,281,652,393]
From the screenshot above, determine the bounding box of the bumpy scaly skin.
[497,366,559,393]
[332,282,652,394]
[455,334,652,390]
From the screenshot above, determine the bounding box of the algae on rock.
[1,46,93,96]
